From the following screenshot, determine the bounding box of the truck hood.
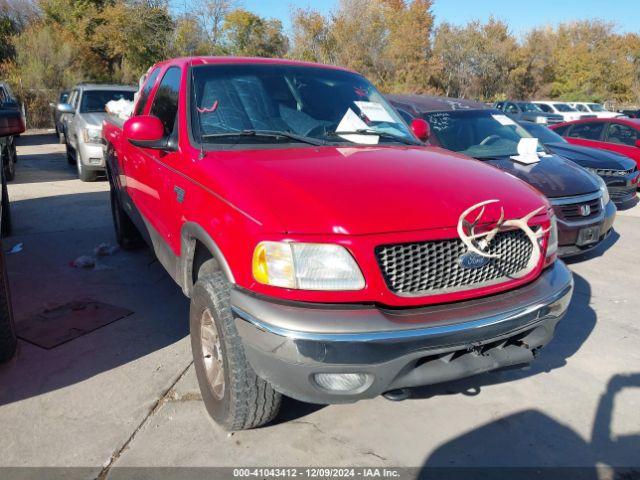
[482,153,599,199]
[546,142,637,171]
[201,145,549,235]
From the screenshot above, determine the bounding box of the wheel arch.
[180,222,235,297]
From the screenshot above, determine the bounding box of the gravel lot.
[1,132,639,478]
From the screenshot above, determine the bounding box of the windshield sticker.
[492,114,517,126]
[511,138,540,164]
[336,108,379,144]
[354,101,395,123]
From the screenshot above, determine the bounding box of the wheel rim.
[200,308,225,400]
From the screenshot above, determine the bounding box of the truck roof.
[386,94,488,114]
[151,56,353,73]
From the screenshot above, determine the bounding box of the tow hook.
[383,388,410,401]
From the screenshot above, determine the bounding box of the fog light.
[313,373,372,392]
[89,157,102,165]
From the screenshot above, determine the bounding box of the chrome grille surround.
[375,229,535,297]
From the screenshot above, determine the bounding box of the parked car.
[103,57,573,430]
[387,95,616,258]
[618,109,639,119]
[0,82,23,181]
[568,102,624,119]
[50,90,70,144]
[58,84,136,181]
[0,101,22,363]
[550,118,640,170]
[520,121,639,209]
[494,101,564,125]
[533,101,596,122]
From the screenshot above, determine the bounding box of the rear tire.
[1,172,11,238]
[107,169,143,250]
[0,248,17,363]
[190,267,281,430]
[3,144,15,182]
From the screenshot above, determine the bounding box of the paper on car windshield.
[354,101,395,123]
[510,138,540,164]
[336,108,379,144]
[492,114,516,126]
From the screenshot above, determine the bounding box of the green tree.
[221,8,288,57]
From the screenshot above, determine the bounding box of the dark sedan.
[388,94,617,258]
[521,121,639,209]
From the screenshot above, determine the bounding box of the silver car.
[58,84,136,181]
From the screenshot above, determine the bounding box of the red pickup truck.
[103,57,574,430]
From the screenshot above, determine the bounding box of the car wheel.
[107,168,143,250]
[58,129,65,145]
[2,145,15,182]
[76,153,97,182]
[65,141,75,165]
[190,266,282,431]
[0,247,17,363]
[1,172,11,238]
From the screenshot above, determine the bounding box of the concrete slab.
[0,132,638,475]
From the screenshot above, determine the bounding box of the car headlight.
[83,127,102,144]
[252,241,365,290]
[593,173,610,205]
[535,116,548,124]
[546,214,558,259]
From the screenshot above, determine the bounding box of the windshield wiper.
[327,129,419,146]
[201,129,325,146]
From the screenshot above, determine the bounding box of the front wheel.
[3,145,15,182]
[190,267,281,430]
[107,170,143,250]
[76,153,97,182]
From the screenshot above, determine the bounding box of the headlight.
[546,214,558,259]
[252,242,365,291]
[83,127,102,144]
[593,173,610,205]
[535,116,548,124]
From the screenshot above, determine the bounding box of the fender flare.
[180,222,235,297]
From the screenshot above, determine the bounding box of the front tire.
[190,268,281,430]
[3,144,15,182]
[76,152,97,182]
[107,168,143,250]
[1,172,11,237]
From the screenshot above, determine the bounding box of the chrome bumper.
[232,261,574,404]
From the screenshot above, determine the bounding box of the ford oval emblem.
[459,251,490,269]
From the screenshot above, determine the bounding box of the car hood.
[481,153,599,198]
[198,145,549,235]
[80,112,108,127]
[546,142,636,171]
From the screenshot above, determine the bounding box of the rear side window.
[134,68,161,116]
[568,122,605,141]
[606,123,638,146]
[150,67,181,136]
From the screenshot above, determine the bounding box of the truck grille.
[555,197,601,221]
[375,230,534,296]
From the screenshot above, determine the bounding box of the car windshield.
[520,122,567,145]
[553,103,577,112]
[190,64,415,147]
[80,90,134,113]
[588,103,605,112]
[518,102,543,113]
[422,110,546,158]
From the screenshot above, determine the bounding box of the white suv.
[568,102,625,119]
[532,101,596,122]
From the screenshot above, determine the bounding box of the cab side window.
[149,67,181,136]
[536,104,551,112]
[567,122,605,141]
[134,67,161,116]
[505,103,518,114]
[606,123,638,146]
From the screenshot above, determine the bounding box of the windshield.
[553,103,577,112]
[588,103,605,112]
[80,90,134,113]
[518,102,543,113]
[190,64,414,147]
[423,110,545,158]
[520,122,567,145]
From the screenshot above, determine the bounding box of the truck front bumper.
[231,261,574,404]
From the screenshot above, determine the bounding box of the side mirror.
[0,109,26,137]
[124,115,168,149]
[410,118,430,142]
[57,103,75,114]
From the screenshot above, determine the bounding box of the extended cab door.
[602,122,640,166]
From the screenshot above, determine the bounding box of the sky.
[233,0,639,37]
